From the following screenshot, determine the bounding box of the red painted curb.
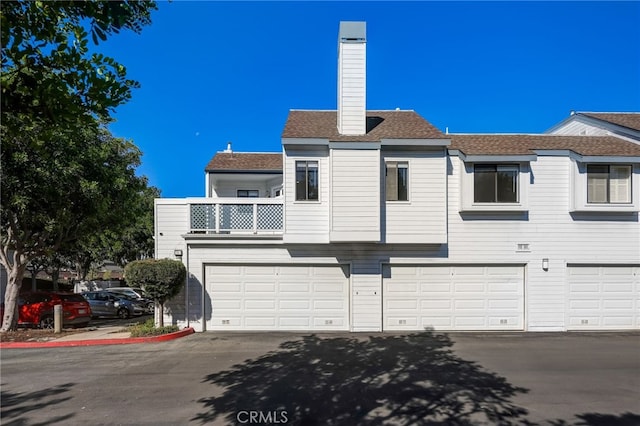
[0,327,195,349]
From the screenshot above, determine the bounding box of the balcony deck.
[189,198,282,235]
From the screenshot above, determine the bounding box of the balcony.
[189,198,283,235]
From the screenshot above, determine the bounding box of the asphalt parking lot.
[1,331,639,425]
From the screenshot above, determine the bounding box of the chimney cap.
[339,21,366,42]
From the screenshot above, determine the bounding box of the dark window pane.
[474,165,496,202]
[296,162,307,200]
[497,166,518,202]
[237,190,259,198]
[386,162,398,201]
[398,165,408,201]
[307,164,318,200]
[587,165,609,203]
[295,161,318,201]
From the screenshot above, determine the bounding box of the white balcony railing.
[189,198,283,235]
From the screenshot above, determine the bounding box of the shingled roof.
[281,110,446,141]
[450,134,640,157]
[205,152,282,172]
[579,112,640,132]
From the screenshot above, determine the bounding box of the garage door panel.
[421,299,452,309]
[279,300,311,310]
[280,317,311,327]
[603,317,634,327]
[420,283,450,292]
[215,299,243,309]
[603,267,635,276]
[245,283,276,293]
[455,283,484,292]
[279,283,310,292]
[455,316,487,327]
[389,283,418,292]
[567,266,639,330]
[207,264,349,331]
[244,299,276,310]
[313,282,344,292]
[388,299,418,310]
[245,317,276,327]
[455,300,486,309]
[211,283,242,293]
[603,283,634,293]
[454,267,484,276]
[569,300,600,310]
[384,265,524,331]
[603,299,633,309]
[244,266,277,275]
[488,299,520,309]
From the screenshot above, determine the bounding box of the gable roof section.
[579,113,640,132]
[450,134,640,157]
[205,152,282,172]
[282,110,445,141]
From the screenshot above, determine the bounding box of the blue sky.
[99,1,640,198]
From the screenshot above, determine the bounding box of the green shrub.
[125,258,186,327]
[129,318,178,337]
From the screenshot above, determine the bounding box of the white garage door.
[205,264,350,331]
[567,266,639,330]
[383,265,524,331]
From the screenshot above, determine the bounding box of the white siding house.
[155,22,640,333]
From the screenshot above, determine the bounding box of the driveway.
[1,331,638,425]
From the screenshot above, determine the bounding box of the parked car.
[106,287,155,314]
[0,291,91,329]
[81,291,144,319]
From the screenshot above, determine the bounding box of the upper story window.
[237,190,259,198]
[474,164,519,203]
[386,161,408,201]
[296,160,318,201]
[587,164,631,204]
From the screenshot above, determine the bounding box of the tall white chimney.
[337,21,366,135]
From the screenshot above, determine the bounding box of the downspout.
[185,243,190,328]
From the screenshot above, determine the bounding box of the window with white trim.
[386,161,408,201]
[474,164,519,203]
[587,164,631,204]
[295,160,318,201]
[237,190,259,198]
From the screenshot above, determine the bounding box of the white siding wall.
[155,199,188,260]
[283,146,330,243]
[447,155,640,330]
[154,199,190,327]
[383,149,447,243]
[156,153,639,332]
[337,42,366,135]
[549,120,611,136]
[330,149,380,241]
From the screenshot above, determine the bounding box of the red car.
[0,291,92,329]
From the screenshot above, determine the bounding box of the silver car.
[82,291,145,319]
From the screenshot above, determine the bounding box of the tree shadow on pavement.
[0,382,75,425]
[193,331,532,425]
[551,412,640,426]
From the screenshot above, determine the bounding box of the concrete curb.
[0,327,195,349]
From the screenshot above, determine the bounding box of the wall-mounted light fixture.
[542,258,549,271]
[174,249,183,259]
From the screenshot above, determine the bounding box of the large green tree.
[1,1,157,331]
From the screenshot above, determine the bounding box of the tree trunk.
[1,262,27,332]
[52,268,59,291]
[158,302,164,327]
